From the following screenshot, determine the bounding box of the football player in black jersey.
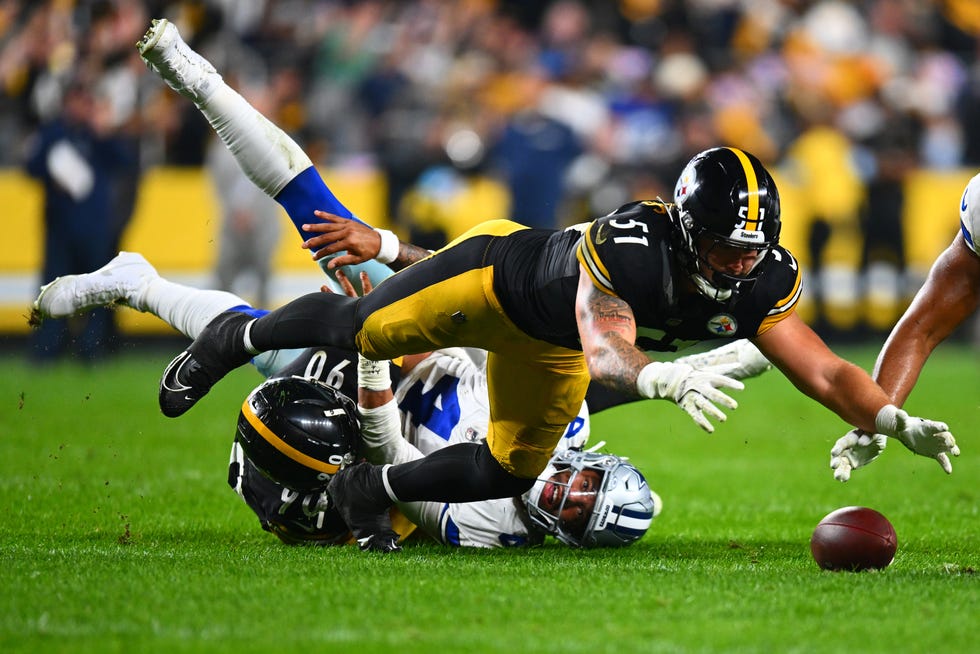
[135,18,957,552]
[156,146,958,552]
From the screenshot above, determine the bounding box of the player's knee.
[476,443,536,495]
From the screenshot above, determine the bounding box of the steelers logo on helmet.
[236,376,362,491]
[671,147,782,302]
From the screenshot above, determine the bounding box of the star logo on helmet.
[707,314,738,336]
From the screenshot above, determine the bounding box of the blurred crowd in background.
[3,0,980,359]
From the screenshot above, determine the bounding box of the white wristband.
[358,354,391,391]
[374,228,399,264]
[875,404,899,434]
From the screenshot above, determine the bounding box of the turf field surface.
[1,342,977,653]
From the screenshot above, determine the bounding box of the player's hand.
[829,429,887,482]
[875,404,960,474]
[322,269,374,298]
[673,339,772,380]
[303,212,381,268]
[637,361,743,433]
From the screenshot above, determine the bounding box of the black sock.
[387,442,535,503]
[248,292,358,351]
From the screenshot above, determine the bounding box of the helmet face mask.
[236,376,362,491]
[524,450,660,547]
[672,147,781,302]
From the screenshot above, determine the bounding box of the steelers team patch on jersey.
[706,314,738,337]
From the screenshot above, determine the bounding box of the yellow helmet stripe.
[240,399,341,474]
[727,147,760,231]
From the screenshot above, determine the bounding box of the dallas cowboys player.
[829,173,978,481]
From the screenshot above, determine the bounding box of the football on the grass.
[810,506,897,571]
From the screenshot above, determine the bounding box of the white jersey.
[394,347,590,453]
[360,347,590,548]
[959,172,980,257]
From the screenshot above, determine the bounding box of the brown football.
[810,506,897,571]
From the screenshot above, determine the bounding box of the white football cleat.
[137,18,220,104]
[31,251,158,323]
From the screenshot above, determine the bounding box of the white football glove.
[674,339,772,380]
[637,361,744,433]
[875,404,960,474]
[829,429,887,482]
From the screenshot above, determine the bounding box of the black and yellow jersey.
[490,199,802,353]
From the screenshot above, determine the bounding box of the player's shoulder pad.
[755,245,803,330]
[959,172,980,256]
[576,200,673,296]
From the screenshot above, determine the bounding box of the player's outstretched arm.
[873,233,980,407]
[754,312,960,477]
[574,268,742,433]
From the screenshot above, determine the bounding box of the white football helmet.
[524,450,661,547]
[958,172,980,256]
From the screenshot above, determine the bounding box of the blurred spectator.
[490,66,583,229]
[24,75,137,362]
[3,0,980,344]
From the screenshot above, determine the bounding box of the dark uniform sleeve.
[575,201,677,317]
[748,246,802,336]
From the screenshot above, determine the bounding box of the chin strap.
[691,272,733,301]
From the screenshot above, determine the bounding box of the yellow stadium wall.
[0,165,971,335]
[1,165,388,334]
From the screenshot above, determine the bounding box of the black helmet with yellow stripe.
[672,147,781,302]
[236,376,361,491]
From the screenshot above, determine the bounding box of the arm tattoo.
[392,242,432,271]
[589,291,633,325]
[580,287,649,397]
[595,335,649,397]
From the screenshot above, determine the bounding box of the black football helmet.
[229,442,352,546]
[672,147,781,302]
[236,376,362,491]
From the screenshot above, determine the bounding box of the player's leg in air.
[136,18,391,296]
[28,252,303,377]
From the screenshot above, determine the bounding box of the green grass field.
[1,341,977,653]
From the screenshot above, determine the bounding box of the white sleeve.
[397,498,541,548]
[358,400,424,465]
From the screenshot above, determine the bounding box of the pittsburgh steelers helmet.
[524,450,661,548]
[672,147,781,301]
[229,442,352,546]
[236,376,361,491]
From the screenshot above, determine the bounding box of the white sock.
[197,83,311,198]
[137,277,247,339]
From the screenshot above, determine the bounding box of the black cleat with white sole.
[327,462,402,553]
[159,311,255,417]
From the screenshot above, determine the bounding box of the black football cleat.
[327,462,402,553]
[355,531,402,553]
[159,311,255,417]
